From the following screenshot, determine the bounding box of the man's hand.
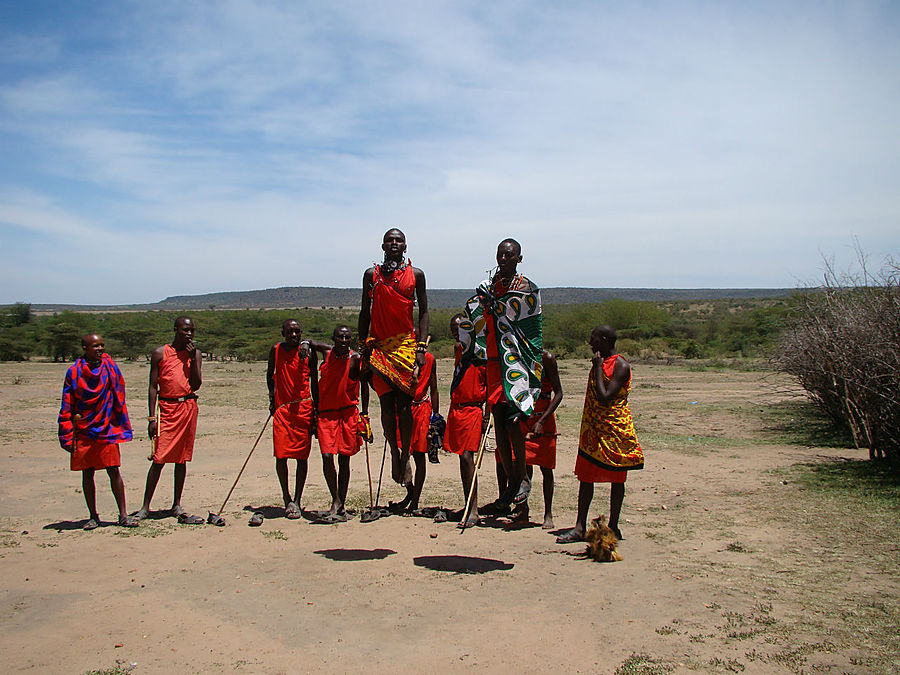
[269,395,276,416]
[526,419,544,440]
[148,419,158,440]
[415,350,426,369]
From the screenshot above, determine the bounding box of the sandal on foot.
[118,515,139,528]
[433,510,448,523]
[83,518,99,531]
[556,529,584,544]
[207,512,226,526]
[284,503,301,520]
[248,512,264,527]
[177,512,205,525]
[312,513,345,524]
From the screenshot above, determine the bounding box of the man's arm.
[188,345,202,392]
[414,267,429,344]
[428,355,439,412]
[147,346,164,439]
[527,351,563,438]
[306,340,332,356]
[308,348,319,410]
[358,268,374,344]
[593,355,630,404]
[266,345,277,414]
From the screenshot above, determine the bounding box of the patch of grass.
[641,431,749,455]
[113,522,175,538]
[262,529,287,541]
[725,541,751,553]
[82,664,134,675]
[707,656,745,672]
[757,400,852,448]
[614,652,674,675]
[654,624,679,636]
[792,458,900,505]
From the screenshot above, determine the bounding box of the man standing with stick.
[133,317,204,524]
[58,334,138,529]
[358,229,429,493]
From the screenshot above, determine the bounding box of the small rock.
[429,533,437,539]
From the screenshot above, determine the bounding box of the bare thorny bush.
[774,253,900,471]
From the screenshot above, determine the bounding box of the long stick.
[364,438,374,509]
[459,417,494,532]
[374,439,388,507]
[213,413,272,517]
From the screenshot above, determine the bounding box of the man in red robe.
[309,325,364,522]
[445,314,488,528]
[134,317,204,524]
[358,229,429,491]
[58,334,138,529]
[266,318,317,521]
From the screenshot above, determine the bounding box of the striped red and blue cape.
[58,354,133,448]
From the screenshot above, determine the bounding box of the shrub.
[774,257,900,470]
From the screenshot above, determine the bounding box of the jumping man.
[358,228,429,493]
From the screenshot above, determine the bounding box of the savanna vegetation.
[1,297,792,364]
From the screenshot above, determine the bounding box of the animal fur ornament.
[583,514,622,562]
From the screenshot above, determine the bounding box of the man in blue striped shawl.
[58,334,138,529]
[460,239,543,517]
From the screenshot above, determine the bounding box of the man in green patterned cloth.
[460,238,543,516]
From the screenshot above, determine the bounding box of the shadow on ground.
[314,548,397,561]
[413,555,514,574]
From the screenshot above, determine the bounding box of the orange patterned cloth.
[575,354,643,480]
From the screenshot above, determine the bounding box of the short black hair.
[592,325,617,346]
[174,316,192,330]
[383,228,406,242]
[499,238,521,255]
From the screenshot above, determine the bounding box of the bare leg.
[540,466,554,529]
[608,483,625,537]
[275,458,291,506]
[459,452,478,525]
[106,467,128,519]
[379,392,402,483]
[337,455,351,511]
[558,481,594,543]
[172,462,187,514]
[293,459,308,508]
[491,406,515,501]
[134,462,164,518]
[397,399,414,486]
[409,452,426,510]
[322,454,339,514]
[81,469,98,521]
[496,456,508,497]
[505,418,529,502]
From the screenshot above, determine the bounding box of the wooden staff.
[458,416,494,533]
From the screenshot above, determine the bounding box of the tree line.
[1,297,791,364]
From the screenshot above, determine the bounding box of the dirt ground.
[0,358,897,674]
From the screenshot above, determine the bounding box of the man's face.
[496,241,521,275]
[283,321,302,346]
[589,330,605,353]
[382,230,407,260]
[333,327,352,353]
[82,335,105,362]
[175,319,195,344]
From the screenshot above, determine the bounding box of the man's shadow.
[314,548,397,562]
[413,555,514,574]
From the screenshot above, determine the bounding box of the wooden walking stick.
[207,413,272,526]
[458,416,494,532]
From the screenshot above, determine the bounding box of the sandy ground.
[1,359,897,674]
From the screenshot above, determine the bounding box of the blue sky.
[1,1,898,304]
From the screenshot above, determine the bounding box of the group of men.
[57,229,644,544]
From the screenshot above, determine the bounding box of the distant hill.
[29,286,797,313]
